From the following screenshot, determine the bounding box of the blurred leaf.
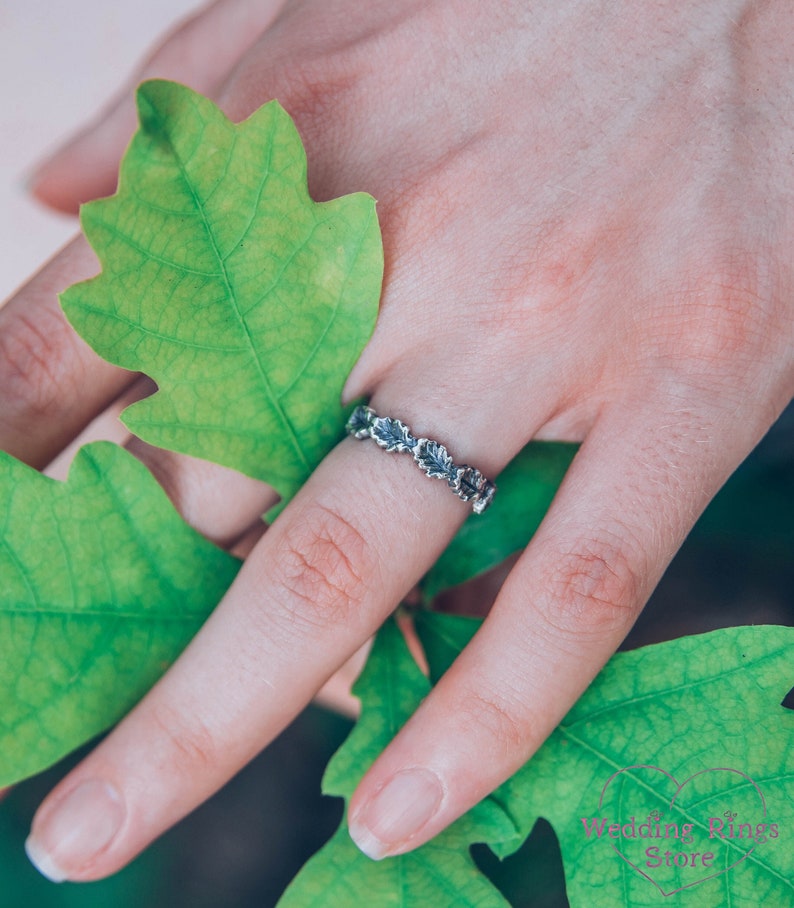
[414,609,481,683]
[62,80,382,507]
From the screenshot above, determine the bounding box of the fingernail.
[349,768,444,860]
[25,780,124,882]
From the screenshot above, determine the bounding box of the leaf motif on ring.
[472,481,496,514]
[371,417,416,453]
[346,405,376,439]
[415,439,456,480]
[455,466,482,499]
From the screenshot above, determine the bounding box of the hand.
[11,0,793,881]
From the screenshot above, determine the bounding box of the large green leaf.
[278,620,518,907]
[415,613,794,907]
[422,442,576,599]
[0,442,239,787]
[61,80,383,505]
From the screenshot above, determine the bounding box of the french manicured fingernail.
[25,780,124,882]
[349,768,444,860]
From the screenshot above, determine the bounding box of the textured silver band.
[346,405,496,514]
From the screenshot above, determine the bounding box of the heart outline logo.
[597,765,767,896]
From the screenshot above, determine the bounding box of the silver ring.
[346,405,496,514]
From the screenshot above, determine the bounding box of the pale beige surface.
[0,0,198,302]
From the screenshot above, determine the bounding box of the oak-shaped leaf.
[371,416,415,453]
[415,612,794,907]
[345,404,375,438]
[277,619,520,907]
[61,80,383,507]
[415,438,455,480]
[0,442,239,787]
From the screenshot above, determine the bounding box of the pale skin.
[6,0,792,882]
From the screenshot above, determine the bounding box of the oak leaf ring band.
[345,405,496,514]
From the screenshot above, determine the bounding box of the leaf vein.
[164,119,312,475]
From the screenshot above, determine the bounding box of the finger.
[29,0,290,214]
[24,405,496,882]
[0,235,135,467]
[345,395,768,859]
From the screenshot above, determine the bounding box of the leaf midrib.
[0,606,209,622]
[162,115,312,476]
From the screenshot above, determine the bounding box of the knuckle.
[667,251,781,371]
[148,702,219,775]
[271,503,371,630]
[220,39,367,137]
[457,689,528,753]
[0,305,80,421]
[538,537,643,640]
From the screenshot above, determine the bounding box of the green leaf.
[278,620,517,907]
[414,609,481,684]
[61,80,383,506]
[415,613,794,907]
[0,442,239,787]
[422,442,576,599]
